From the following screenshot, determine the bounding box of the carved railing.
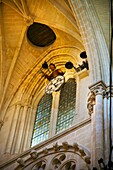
[15,142,91,170]
[0,118,91,170]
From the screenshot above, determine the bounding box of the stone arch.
[2,46,85,120]
[2,0,110,121]
[15,142,91,170]
[69,0,110,85]
[3,46,87,154]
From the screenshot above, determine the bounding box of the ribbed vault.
[0,0,110,130]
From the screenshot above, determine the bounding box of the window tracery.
[16,142,90,170]
[31,78,76,146]
[56,78,76,134]
[31,93,52,146]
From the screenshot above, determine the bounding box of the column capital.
[89,81,106,96]
[87,81,106,115]
[105,86,113,98]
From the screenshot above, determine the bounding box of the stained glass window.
[56,78,76,134]
[31,93,52,147]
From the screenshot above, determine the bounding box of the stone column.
[49,91,60,137]
[21,106,34,151]
[11,104,23,154]
[111,87,113,160]
[87,90,96,167]
[103,90,109,164]
[106,86,113,162]
[5,104,21,153]
[88,81,106,168]
[14,104,28,153]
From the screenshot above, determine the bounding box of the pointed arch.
[31,93,52,147]
[56,78,76,134]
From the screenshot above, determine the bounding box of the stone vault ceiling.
[0,0,85,112]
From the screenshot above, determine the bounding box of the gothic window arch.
[31,93,52,147]
[56,78,76,134]
[31,78,76,147]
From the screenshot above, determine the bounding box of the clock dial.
[45,83,55,94]
[46,75,65,94]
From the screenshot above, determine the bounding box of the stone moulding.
[0,118,91,170]
[15,142,91,170]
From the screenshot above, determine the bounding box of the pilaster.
[10,104,23,154]
[5,104,21,153]
[88,81,106,168]
[103,90,109,164]
[49,91,60,137]
[21,105,37,150]
[14,105,28,153]
[106,86,113,162]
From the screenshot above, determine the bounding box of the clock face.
[46,75,65,94]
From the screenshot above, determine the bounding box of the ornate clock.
[45,75,65,94]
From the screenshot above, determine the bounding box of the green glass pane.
[56,78,76,134]
[31,93,52,147]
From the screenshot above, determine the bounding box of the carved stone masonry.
[105,86,113,98]
[30,150,38,159]
[87,81,106,115]
[15,142,91,170]
[17,158,25,167]
[93,85,105,96]
[89,81,106,96]
[87,91,95,115]
[24,16,34,26]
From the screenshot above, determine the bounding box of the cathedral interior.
[0,0,112,170]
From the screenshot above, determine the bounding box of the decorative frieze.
[62,142,69,150]
[30,150,38,159]
[32,160,46,170]
[17,158,25,167]
[53,143,60,152]
[16,142,91,170]
[43,148,48,154]
[73,143,79,152]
